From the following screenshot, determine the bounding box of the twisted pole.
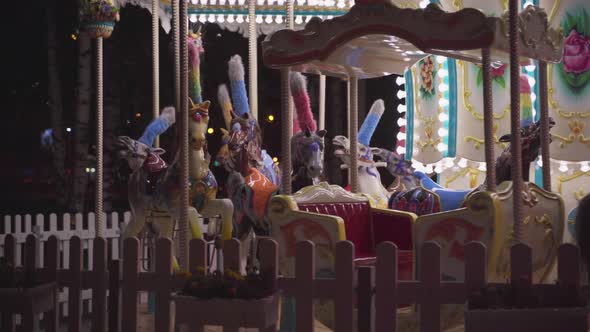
[538,61,551,191]
[178,0,189,269]
[319,75,326,130]
[279,0,294,194]
[248,0,258,119]
[509,0,523,243]
[349,78,359,193]
[481,48,496,192]
[152,0,160,147]
[96,37,104,238]
[172,0,181,114]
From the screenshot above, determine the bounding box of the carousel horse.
[372,117,556,215]
[117,102,233,267]
[332,99,396,208]
[290,72,327,192]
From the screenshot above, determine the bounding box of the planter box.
[0,282,57,314]
[173,292,279,330]
[465,307,588,332]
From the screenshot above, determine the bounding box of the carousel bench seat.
[268,183,416,279]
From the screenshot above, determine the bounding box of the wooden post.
[45,236,59,332]
[122,238,139,332]
[92,238,108,332]
[295,241,315,332]
[155,238,174,332]
[376,242,397,332]
[2,235,16,332]
[335,241,354,332]
[419,242,441,332]
[69,236,83,332]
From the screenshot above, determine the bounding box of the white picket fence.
[0,212,132,321]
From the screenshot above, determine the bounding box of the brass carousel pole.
[482,47,496,192]
[152,0,160,147]
[538,61,551,191]
[280,0,294,194]
[509,0,523,243]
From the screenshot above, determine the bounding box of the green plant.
[80,0,120,23]
[467,277,587,310]
[179,267,276,300]
[0,258,38,289]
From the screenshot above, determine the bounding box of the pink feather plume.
[290,72,317,132]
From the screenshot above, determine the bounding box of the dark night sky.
[1,1,402,214]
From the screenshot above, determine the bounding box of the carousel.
[89,0,589,330]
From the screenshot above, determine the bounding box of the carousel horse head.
[188,99,211,152]
[290,72,327,183]
[372,148,414,178]
[292,128,327,181]
[332,99,386,170]
[116,136,166,173]
[215,55,264,174]
[496,117,556,183]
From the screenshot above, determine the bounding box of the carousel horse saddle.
[414,171,472,211]
[142,152,168,194]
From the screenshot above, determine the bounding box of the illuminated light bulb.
[257,0,265,4]
[396,76,406,86]
[403,58,411,62]
[327,15,334,19]
[439,69,448,77]
[438,128,448,137]
[434,164,443,174]
[85,168,90,173]
[525,64,536,72]
[397,104,407,113]
[438,98,449,107]
[397,118,407,126]
[419,0,429,8]
[275,15,283,24]
[458,158,468,168]
[238,0,246,4]
[444,158,454,168]
[220,0,226,4]
[295,16,303,24]
[272,157,278,163]
[208,14,216,23]
[581,162,590,172]
[217,15,225,23]
[559,162,568,173]
[135,113,141,118]
[436,56,446,64]
[256,15,263,23]
[264,15,273,24]
[478,163,486,171]
[438,113,449,122]
[337,0,346,8]
[438,84,449,93]
[396,132,406,141]
[237,15,244,23]
[91,168,96,173]
[396,146,406,155]
[277,0,285,5]
[199,15,207,23]
[297,0,305,4]
[523,1,534,7]
[229,0,236,4]
[66,127,72,132]
[425,164,434,174]
[528,77,536,87]
[190,14,198,22]
[227,15,235,23]
[191,0,198,4]
[210,0,217,4]
[536,159,543,167]
[530,93,537,102]
[397,90,407,99]
[267,114,275,122]
[436,143,448,152]
[306,15,313,23]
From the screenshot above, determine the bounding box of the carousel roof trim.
[261,3,564,79]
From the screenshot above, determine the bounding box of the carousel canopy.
[262,3,564,79]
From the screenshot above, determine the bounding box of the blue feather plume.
[228,55,250,117]
[358,99,385,146]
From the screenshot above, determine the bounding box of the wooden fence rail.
[0,233,585,332]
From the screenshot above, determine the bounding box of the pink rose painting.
[563,29,590,74]
[476,63,507,88]
[558,8,590,92]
